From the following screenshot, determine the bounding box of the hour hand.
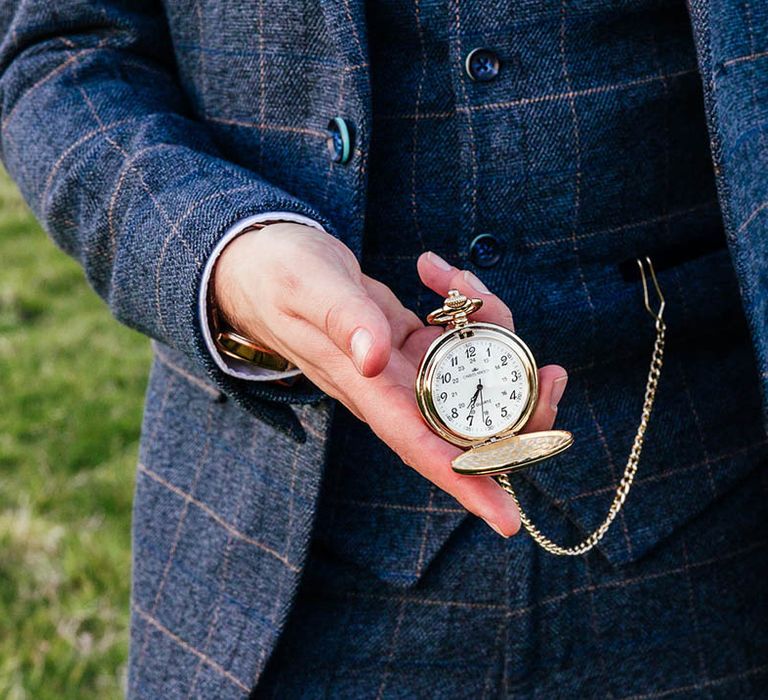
[466,383,482,419]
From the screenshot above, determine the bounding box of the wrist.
[212,221,311,327]
[209,222,293,372]
[212,230,252,333]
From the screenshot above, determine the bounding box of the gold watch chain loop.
[495,257,666,556]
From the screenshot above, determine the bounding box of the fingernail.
[463,270,491,295]
[427,251,453,271]
[550,375,568,411]
[484,519,510,538]
[350,328,373,374]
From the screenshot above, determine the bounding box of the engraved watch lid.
[451,430,574,476]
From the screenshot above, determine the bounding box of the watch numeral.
[501,355,508,366]
[451,356,458,367]
[466,346,476,359]
[510,370,519,381]
[439,392,447,401]
[451,407,459,419]
[441,372,452,383]
[501,406,508,418]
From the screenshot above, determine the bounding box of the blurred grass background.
[0,168,151,698]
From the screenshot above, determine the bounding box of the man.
[1,0,767,697]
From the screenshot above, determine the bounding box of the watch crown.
[444,289,469,309]
[426,289,483,328]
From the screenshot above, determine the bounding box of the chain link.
[496,315,666,557]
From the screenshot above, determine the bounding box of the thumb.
[290,268,392,377]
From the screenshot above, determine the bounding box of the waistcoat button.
[327,117,353,164]
[465,48,500,82]
[469,233,503,267]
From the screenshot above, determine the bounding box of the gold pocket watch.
[414,257,667,556]
[415,289,574,476]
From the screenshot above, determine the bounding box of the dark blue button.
[327,117,352,164]
[469,234,502,268]
[465,48,500,82]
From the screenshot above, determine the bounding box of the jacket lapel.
[686,0,768,425]
[318,0,371,129]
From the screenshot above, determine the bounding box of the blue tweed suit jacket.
[1,1,767,697]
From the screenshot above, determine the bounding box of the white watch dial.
[430,336,530,439]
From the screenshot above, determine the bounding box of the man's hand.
[214,223,568,536]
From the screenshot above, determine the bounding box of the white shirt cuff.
[199,212,327,381]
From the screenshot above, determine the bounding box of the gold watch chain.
[495,257,666,556]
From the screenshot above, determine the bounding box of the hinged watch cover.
[451,430,574,476]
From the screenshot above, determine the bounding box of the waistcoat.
[314,0,768,585]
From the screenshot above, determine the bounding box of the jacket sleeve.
[0,0,330,438]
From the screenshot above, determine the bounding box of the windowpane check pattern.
[1,0,767,697]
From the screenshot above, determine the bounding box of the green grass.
[0,169,151,698]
